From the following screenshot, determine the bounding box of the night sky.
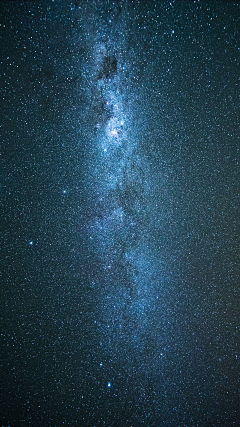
[1,1,239,426]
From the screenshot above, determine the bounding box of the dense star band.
[79,2,164,374]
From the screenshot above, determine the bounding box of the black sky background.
[1,1,239,426]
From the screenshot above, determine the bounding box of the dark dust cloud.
[1,1,239,426]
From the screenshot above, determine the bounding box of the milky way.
[75,2,169,369]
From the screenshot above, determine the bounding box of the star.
[110,129,118,137]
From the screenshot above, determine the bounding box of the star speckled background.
[1,1,239,426]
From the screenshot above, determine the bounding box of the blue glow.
[107,382,111,387]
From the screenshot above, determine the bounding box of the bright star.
[110,129,118,137]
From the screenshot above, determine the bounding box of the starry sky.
[1,1,239,426]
